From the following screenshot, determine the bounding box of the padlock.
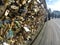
[14,21,21,28]
[6,29,14,39]
[5,10,10,17]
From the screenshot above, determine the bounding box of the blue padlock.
[6,29,14,39]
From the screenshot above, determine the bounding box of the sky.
[46,0,60,11]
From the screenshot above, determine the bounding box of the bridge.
[0,0,60,45]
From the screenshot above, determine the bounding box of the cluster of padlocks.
[0,0,47,45]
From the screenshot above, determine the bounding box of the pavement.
[32,18,60,45]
